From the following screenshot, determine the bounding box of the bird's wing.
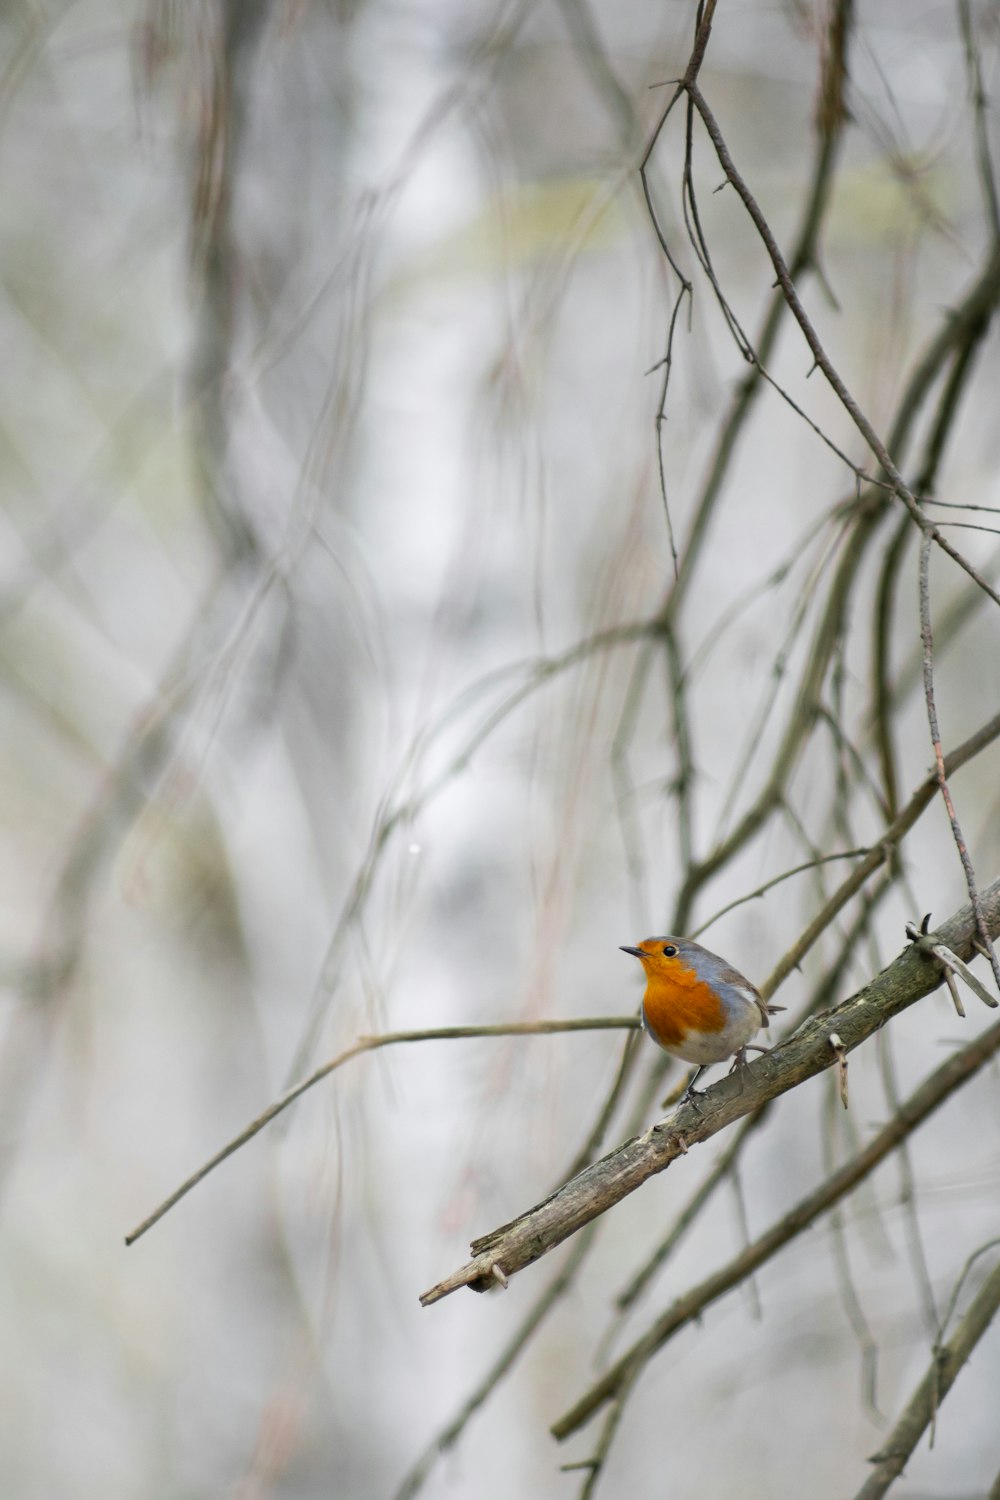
[718,967,771,1029]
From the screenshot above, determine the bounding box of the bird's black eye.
[663,944,678,958]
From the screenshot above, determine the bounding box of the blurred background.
[2,1,1000,1496]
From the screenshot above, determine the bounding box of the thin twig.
[761,708,1000,1000]
[918,533,1000,995]
[691,848,870,938]
[686,80,1000,611]
[124,1016,641,1245]
[870,237,1000,816]
[650,0,856,634]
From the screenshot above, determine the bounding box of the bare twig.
[692,848,870,938]
[124,1016,640,1246]
[918,533,1000,996]
[651,0,856,633]
[686,80,1000,610]
[871,249,998,817]
[760,709,1000,1000]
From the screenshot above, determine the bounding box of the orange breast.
[642,963,726,1048]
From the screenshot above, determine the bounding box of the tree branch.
[420,876,1000,1309]
[685,80,1000,609]
[852,1250,1000,1500]
[918,533,1000,993]
[554,980,1000,1440]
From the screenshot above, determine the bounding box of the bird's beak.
[619,945,645,959]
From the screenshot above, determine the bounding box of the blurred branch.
[872,284,1000,814]
[958,0,1000,241]
[853,1249,1000,1500]
[555,0,637,148]
[673,509,876,929]
[614,1106,765,1314]
[284,616,656,1083]
[187,0,269,563]
[394,1225,600,1500]
[0,608,232,1189]
[420,876,1000,1309]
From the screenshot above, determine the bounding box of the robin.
[620,936,777,1103]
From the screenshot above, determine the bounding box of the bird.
[620,936,776,1104]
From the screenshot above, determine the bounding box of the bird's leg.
[645,1067,706,1143]
[728,1047,752,1093]
[677,1064,708,1108]
[660,1064,707,1110]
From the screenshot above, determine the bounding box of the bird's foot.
[661,1067,707,1111]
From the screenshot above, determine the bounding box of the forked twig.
[906,914,998,1011]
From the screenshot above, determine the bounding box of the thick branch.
[420,877,1000,1309]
